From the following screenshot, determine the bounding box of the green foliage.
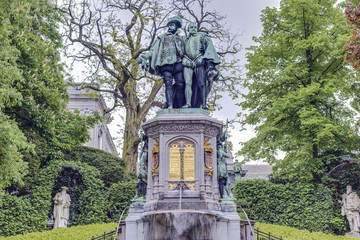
[255,222,353,240]
[0,194,34,236]
[0,0,34,191]
[234,179,345,233]
[322,162,360,196]
[0,114,31,191]
[0,160,107,237]
[0,222,118,240]
[106,180,137,222]
[0,0,101,192]
[238,0,360,182]
[63,146,125,187]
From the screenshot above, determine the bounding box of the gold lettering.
[169,142,195,180]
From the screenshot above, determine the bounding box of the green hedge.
[255,222,353,240]
[0,222,118,240]
[234,179,345,233]
[63,146,125,187]
[0,160,106,236]
[0,194,34,236]
[106,180,137,222]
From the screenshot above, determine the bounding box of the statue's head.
[167,15,183,33]
[187,22,198,35]
[61,186,69,191]
[347,185,352,194]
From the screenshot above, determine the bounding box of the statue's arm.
[136,36,161,66]
[144,36,162,60]
[53,193,60,203]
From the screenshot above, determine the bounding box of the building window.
[98,129,103,149]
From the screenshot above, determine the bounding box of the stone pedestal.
[143,110,222,212]
[125,110,246,240]
[346,232,360,238]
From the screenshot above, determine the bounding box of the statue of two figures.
[52,186,71,229]
[217,120,235,202]
[137,15,220,110]
[133,129,148,202]
[339,185,360,237]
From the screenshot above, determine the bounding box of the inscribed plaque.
[169,144,180,180]
[184,144,194,180]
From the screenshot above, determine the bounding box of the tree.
[58,0,241,172]
[344,1,360,71]
[238,0,360,182]
[0,0,100,192]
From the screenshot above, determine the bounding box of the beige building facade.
[67,84,118,157]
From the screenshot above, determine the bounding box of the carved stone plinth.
[125,110,243,240]
[142,110,223,212]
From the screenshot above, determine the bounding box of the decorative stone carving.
[204,126,219,136]
[151,140,160,177]
[159,124,204,132]
[147,123,219,136]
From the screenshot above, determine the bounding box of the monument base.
[125,209,243,240]
[346,231,360,238]
[123,110,254,239]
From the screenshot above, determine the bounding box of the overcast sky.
[208,0,281,163]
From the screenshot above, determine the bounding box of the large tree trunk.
[122,106,142,172]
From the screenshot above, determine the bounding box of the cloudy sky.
[210,0,280,159]
[198,0,280,162]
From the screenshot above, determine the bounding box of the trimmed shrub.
[0,160,106,236]
[0,194,34,236]
[63,146,125,187]
[0,222,118,240]
[255,222,353,240]
[106,180,137,222]
[234,179,345,233]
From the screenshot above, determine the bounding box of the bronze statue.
[182,22,220,109]
[217,120,234,200]
[137,15,185,109]
[134,129,148,199]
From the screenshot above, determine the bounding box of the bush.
[106,180,137,222]
[234,179,344,233]
[0,160,107,237]
[0,222,118,240]
[0,194,34,236]
[63,146,125,187]
[255,222,354,240]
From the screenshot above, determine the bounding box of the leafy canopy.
[238,0,360,181]
[0,0,100,192]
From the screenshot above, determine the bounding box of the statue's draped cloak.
[183,33,220,65]
[201,33,220,64]
[146,31,184,75]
